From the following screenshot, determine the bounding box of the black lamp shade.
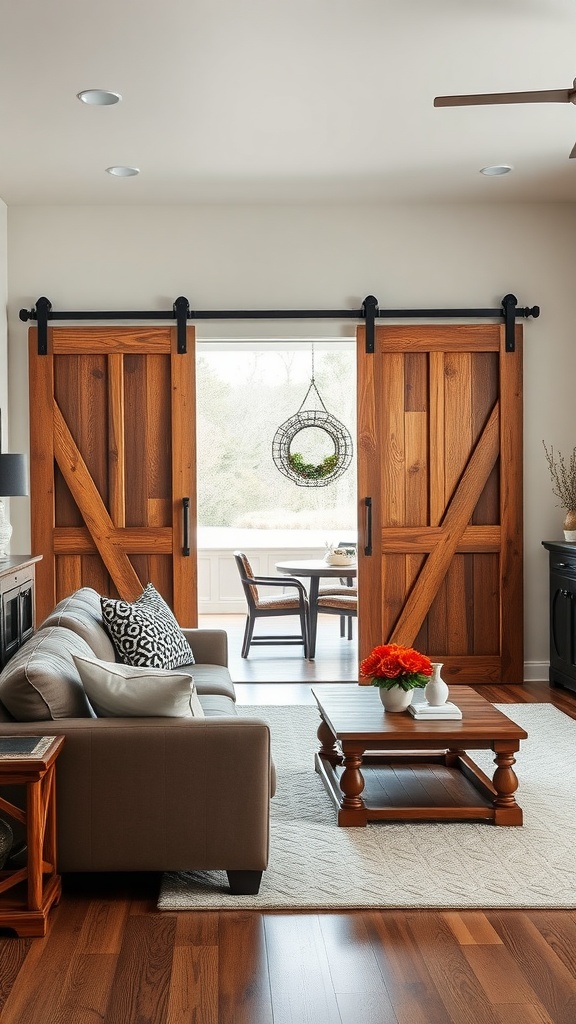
[0,454,29,497]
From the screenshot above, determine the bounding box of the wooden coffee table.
[311,684,528,827]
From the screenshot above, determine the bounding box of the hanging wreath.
[272,348,353,488]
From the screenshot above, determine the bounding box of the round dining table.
[275,558,357,660]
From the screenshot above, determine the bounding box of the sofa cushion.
[101,583,195,671]
[198,693,239,716]
[0,627,96,720]
[189,664,237,700]
[39,587,117,662]
[73,654,205,718]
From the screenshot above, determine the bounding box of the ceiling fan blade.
[570,141,576,159]
[434,88,573,107]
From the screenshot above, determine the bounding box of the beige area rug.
[158,703,576,911]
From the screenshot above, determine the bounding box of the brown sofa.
[0,588,273,895]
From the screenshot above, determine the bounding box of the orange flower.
[360,644,432,690]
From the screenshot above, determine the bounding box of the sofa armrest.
[182,628,228,667]
[0,717,271,873]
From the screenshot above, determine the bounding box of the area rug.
[158,703,576,911]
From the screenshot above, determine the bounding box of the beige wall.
[0,200,7,445]
[6,201,576,675]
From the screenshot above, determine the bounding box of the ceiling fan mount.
[434,77,576,158]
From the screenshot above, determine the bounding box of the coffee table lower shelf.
[315,750,523,827]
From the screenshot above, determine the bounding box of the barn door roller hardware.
[20,296,192,356]
[361,293,539,353]
[20,293,540,356]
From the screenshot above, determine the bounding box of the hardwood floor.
[200,613,359,686]
[1,648,576,1021]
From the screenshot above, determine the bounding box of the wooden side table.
[0,735,64,936]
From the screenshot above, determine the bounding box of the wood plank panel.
[443,911,503,946]
[365,911,454,1024]
[405,411,428,526]
[406,912,503,1023]
[381,554,407,642]
[427,576,449,653]
[444,352,473,508]
[372,325,501,351]
[499,324,524,682]
[124,354,148,529]
[265,914,341,1024]
[102,914,175,1024]
[487,911,576,1023]
[382,352,406,528]
[79,354,108,505]
[390,403,500,646]
[108,353,126,528]
[474,553,500,655]
[53,527,173,554]
[55,555,82,602]
[472,351,500,525]
[29,329,56,621]
[52,327,172,354]
[220,913,273,1024]
[445,554,469,655]
[357,326,382,662]
[170,327,197,625]
[408,553,428,652]
[381,525,501,552]
[53,356,84,528]
[429,351,446,527]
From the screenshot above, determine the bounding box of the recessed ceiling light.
[480,164,513,176]
[77,89,122,106]
[105,166,140,177]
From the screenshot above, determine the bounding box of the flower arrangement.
[360,643,432,691]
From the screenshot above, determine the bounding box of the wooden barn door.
[357,323,523,684]
[29,325,197,626]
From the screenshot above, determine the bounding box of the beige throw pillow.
[73,654,204,718]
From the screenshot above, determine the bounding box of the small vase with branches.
[542,441,576,538]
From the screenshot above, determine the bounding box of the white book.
[408,701,462,720]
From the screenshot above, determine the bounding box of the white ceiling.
[2,0,576,206]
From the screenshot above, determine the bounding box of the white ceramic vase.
[378,685,412,713]
[424,662,449,706]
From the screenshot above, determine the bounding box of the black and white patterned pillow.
[100,583,195,670]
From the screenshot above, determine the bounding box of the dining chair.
[318,540,357,638]
[233,551,310,659]
[316,591,357,641]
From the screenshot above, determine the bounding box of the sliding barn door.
[29,326,197,625]
[357,323,523,684]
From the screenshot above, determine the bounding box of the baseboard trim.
[524,661,549,683]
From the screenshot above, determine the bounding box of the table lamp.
[0,415,29,560]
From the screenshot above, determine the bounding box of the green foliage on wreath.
[288,452,339,480]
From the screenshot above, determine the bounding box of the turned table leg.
[337,748,367,826]
[317,717,341,766]
[492,746,523,825]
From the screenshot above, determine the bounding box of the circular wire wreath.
[272,378,354,488]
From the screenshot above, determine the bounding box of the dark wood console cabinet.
[0,556,42,669]
[542,541,576,692]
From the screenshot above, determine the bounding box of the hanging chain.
[297,342,328,413]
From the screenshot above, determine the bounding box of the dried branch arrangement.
[542,441,576,510]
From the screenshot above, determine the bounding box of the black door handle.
[364,497,372,556]
[182,497,190,556]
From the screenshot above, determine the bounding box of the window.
[196,341,356,544]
